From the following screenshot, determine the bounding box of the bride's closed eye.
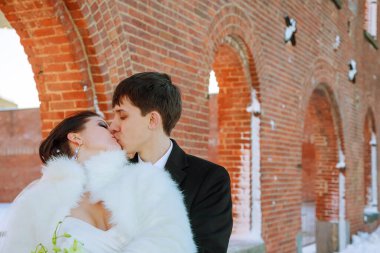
[98,121,109,129]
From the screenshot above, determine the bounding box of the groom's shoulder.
[171,139,229,179]
[186,153,221,169]
[185,153,229,179]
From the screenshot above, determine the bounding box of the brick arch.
[203,3,263,92]
[301,83,345,250]
[204,4,263,236]
[300,58,337,111]
[211,42,252,234]
[63,0,134,118]
[0,0,97,136]
[300,58,345,151]
[304,84,345,211]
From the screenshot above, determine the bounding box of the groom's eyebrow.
[114,109,127,114]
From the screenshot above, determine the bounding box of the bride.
[0,111,196,253]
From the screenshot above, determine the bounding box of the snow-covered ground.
[303,227,380,253]
[340,227,380,253]
[302,202,316,246]
[303,243,315,253]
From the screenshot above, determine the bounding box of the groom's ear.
[148,111,162,130]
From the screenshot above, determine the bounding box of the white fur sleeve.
[0,180,41,253]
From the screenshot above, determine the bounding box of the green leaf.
[52,235,57,245]
[53,246,62,252]
[73,239,78,250]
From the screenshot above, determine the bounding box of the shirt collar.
[138,140,173,169]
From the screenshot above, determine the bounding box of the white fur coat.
[0,151,196,253]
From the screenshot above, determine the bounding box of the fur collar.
[42,155,85,183]
[84,150,127,191]
[41,150,128,194]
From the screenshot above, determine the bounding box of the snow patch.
[339,227,380,253]
[208,70,220,94]
[251,113,262,240]
[336,149,346,169]
[364,206,379,215]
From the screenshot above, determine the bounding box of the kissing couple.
[0,72,232,253]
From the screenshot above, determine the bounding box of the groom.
[109,72,233,253]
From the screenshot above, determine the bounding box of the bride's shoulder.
[11,157,86,211]
[42,155,84,182]
[13,179,40,202]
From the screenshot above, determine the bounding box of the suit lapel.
[164,139,187,186]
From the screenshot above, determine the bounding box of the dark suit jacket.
[163,140,233,253]
[131,139,233,253]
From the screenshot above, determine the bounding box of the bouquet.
[31,221,84,253]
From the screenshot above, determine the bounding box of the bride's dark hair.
[39,111,99,164]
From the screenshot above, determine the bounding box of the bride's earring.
[73,144,82,160]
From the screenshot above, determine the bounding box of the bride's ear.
[67,132,83,145]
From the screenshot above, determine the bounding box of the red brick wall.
[0,109,42,202]
[302,138,316,202]
[0,1,380,252]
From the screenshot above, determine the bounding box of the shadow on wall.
[0,108,42,202]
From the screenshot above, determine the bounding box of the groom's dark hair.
[112,72,182,136]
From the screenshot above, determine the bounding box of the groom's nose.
[109,118,119,134]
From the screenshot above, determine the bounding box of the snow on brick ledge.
[364,206,379,223]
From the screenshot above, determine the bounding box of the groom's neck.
[139,135,171,164]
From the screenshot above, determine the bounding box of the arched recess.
[204,3,263,238]
[301,83,347,252]
[0,12,43,203]
[0,0,108,136]
[363,108,378,228]
[210,37,250,234]
[0,0,122,202]
[202,3,264,79]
